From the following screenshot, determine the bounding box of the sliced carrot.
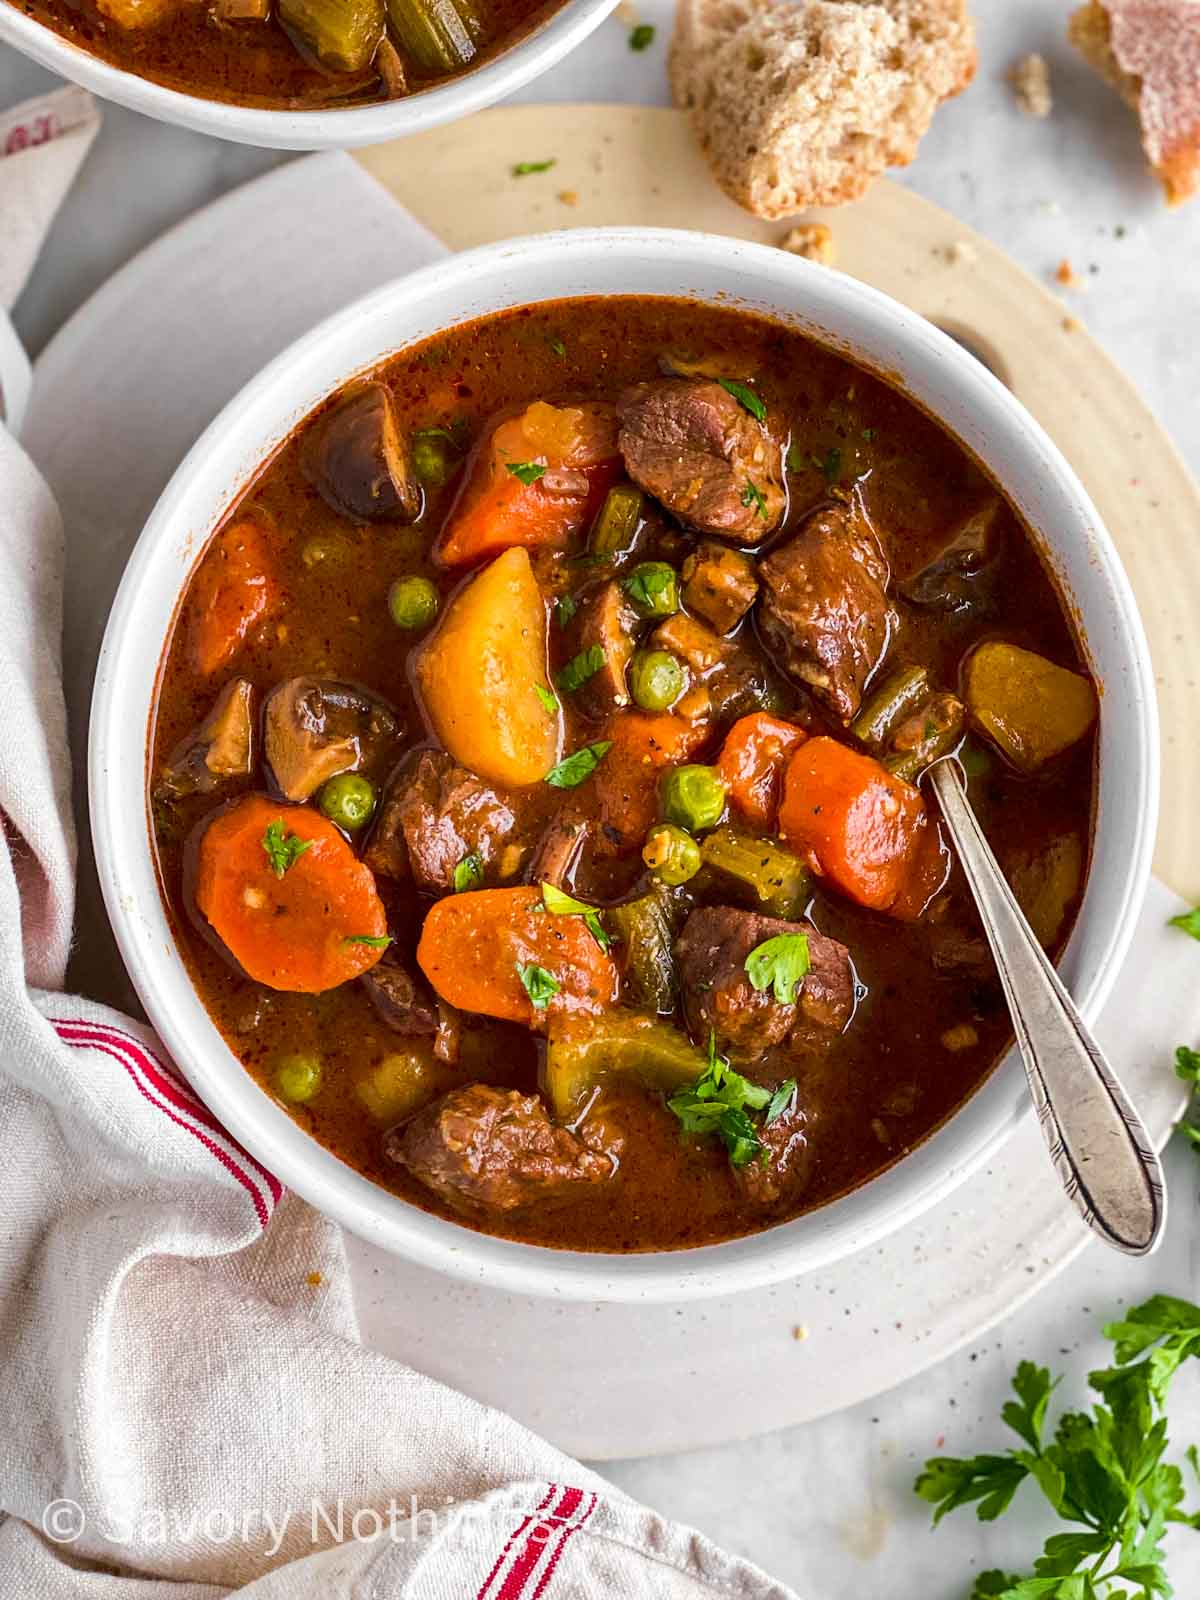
[778,736,928,913]
[591,711,711,856]
[715,712,808,831]
[417,886,619,1027]
[187,518,282,677]
[195,793,387,993]
[436,401,620,568]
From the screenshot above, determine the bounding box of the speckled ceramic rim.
[90,227,1159,1303]
[0,0,618,150]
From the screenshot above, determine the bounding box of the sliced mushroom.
[575,581,638,715]
[528,816,591,889]
[303,383,421,524]
[263,676,402,802]
[156,678,255,800]
[901,498,1004,611]
[374,34,408,94]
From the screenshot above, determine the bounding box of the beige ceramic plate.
[358,103,1200,901]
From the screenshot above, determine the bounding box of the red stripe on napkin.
[51,1018,279,1226]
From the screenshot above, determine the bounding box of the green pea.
[622,561,679,619]
[661,764,727,833]
[642,822,702,886]
[274,1052,323,1104]
[317,772,376,832]
[388,575,440,631]
[411,431,454,487]
[301,532,349,569]
[628,649,687,712]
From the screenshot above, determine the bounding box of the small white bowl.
[0,0,617,149]
[90,228,1159,1302]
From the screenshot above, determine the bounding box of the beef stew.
[149,295,1098,1253]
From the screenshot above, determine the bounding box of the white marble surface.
[4,0,1200,1594]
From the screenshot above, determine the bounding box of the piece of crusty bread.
[1069,0,1200,207]
[669,0,976,220]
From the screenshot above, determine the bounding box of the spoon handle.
[928,758,1165,1256]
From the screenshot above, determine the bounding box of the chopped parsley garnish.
[548,336,567,357]
[667,1034,778,1169]
[1176,1046,1200,1151]
[765,1078,798,1126]
[453,853,483,893]
[540,881,611,952]
[1169,906,1200,941]
[916,1291,1200,1599]
[516,962,560,1010]
[812,446,843,484]
[785,438,805,474]
[861,427,877,442]
[740,478,768,518]
[511,159,556,176]
[744,932,811,1004]
[629,21,655,49]
[717,377,767,421]
[554,594,578,628]
[506,460,546,485]
[544,740,612,789]
[262,820,312,879]
[343,933,393,949]
[534,683,559,716]
[555,644,606,695]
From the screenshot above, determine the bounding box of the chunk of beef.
[681,542,759,634]
[736,1102,813,1208]
[674,906,854,1060]
[901,498,1004,612]
[617,379,785,541]
[364,750,522,894]
[758,505,896,723]
[361,951,439,1035]
[386,1084,618,1213]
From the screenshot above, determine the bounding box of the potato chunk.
[964,642,1097,771]
[416,546,561,787]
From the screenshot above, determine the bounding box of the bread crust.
[1069,0,1200,207]
[669,0,977,220]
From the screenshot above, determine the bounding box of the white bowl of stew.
[91,228,1158,1302]
[0,0,616,149]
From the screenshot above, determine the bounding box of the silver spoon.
[926,756,1166,1256]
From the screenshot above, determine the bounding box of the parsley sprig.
[262,819,312,879]
[916,1294,1200,1598]
[667,1035,795,1169]
[540,881,611,952]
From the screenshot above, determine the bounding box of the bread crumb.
[1056,258,1086,289]
[558,189,579,207]
[940,1022,979,1052]
[306,1270,323,1287]
[792,1323,810,1342]
[1062,314,1083,332]
[940,239,978,265]
[870,1117,892,1147]
[779,222,836,264]
[1009,52,1053,117]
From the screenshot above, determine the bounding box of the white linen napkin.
[0,105,797,1598]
